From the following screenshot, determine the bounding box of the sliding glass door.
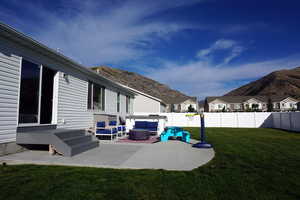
[18,60,40,124]
[40,67,56,124]
[18,59,56,125]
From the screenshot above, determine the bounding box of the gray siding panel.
[57,72,93,129]
[105,88,117,114]
[0,52,20,143]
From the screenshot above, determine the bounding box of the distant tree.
[245,104,251,112]
[252,104,259,111]
[170,104,175,112]
[297,102,300,111]
[267,98,273,112]
[188,104,195,112]
[222,106,226,112]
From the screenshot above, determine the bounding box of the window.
[126,95,130,113]
[87,82,92,109]
[117,92,120,112]
[93,84,105,110]
[290,103,293,108]
[18,59,56,124]
[87,82,105,111]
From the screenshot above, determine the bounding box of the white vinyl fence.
[132,112,300,132]
[272,112,300,132]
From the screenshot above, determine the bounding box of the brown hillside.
[225,66,300,98]
[91,66,194,104]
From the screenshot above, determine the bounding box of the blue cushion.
[147,122,158,128]
[96,128,117,134]
[109,121,117,126]
[96,121,105,128]
[117,126,126,131]
[135,121,147,128]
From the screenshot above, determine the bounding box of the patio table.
[129,129,150,140]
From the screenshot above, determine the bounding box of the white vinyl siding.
[57,72,93,129]
[104,88,114,114]
[120,94,127,116]
[0,52,21,143]
[132,94,161,113]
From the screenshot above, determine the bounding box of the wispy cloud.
[147,39,300,99]
[197,39,245,65]
[0,0,206,65]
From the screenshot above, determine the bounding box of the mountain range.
[91,66,195,104]
[225,66,300,99]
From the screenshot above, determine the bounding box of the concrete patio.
[0,139,215,171]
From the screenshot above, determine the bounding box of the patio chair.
[117,125,126,136]
[108,120,121,137]
[118,116,127,137]
[95,121,117,140]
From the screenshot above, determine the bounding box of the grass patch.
[1,128,300,200]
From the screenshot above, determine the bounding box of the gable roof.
[118,83,166,104]
[167,96,197,104]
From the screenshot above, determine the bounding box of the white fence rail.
[133,112,300,132]
[272,112,300,132]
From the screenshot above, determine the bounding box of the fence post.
[236,112,239,128]
[289,112,293,131]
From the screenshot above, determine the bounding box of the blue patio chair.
[117,125,126,136]
[109,121,122,137]
[95,121,117,140]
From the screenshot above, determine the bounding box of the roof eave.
[0,22,135,96]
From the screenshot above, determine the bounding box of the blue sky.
[1,0,300,99]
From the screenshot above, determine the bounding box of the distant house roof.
[167,96,197,104]
[118,83,166,105]
[206,95,298,104]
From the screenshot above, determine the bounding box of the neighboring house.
[205,96,299,112]
[112,84,167,114]
[167,97,198,112]
[272,96,299,111]
[0,23,135,155]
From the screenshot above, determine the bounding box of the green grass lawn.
[1,128,300,200]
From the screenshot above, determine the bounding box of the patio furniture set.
[94,120,159,141]
[94,120,191,143]
[95,121,126,140]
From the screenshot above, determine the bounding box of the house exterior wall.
[57,72,93,129]
[208,99,228,112]
[273,98,298,111]
[180,99,198,112]
[206,96,299,112]
[133,93,161,113]
[243,98,264,110]
[0,50,21,143]
[160,103,167,113]
[0,33,134,145]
